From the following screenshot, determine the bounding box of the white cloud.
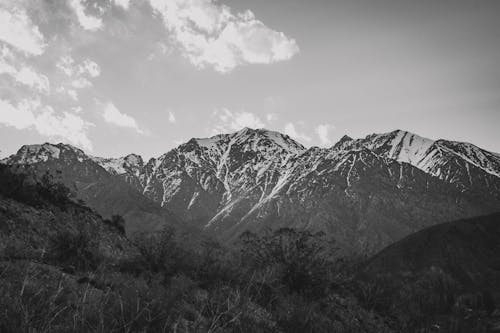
[168,111,176,123]
[114,0,131,10]
[80,59,101,77]
[14,67,50,94]
[71,77,92,89]
[0,53,50,94]
[57,55,75,76]
[57,56,101,78]
[67,89,78,100]
[70,0,103,31]
[283,122,311,142]
[149,0,299,72]
[0,7,46,55]
[103,102,143,133]
[36,110,93,151]
[211,108,264,134]
[315,124,335,146]
[56,86,79,101]
[0,98,35,130]
[0,98,93,150]
[56,56,100,91]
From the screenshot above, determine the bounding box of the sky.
[1,0,500,159]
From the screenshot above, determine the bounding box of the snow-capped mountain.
[91,154,146,191]
[92,154,144,176]
[1,143,178,234]
[2,128,499,253]
[4,143,90,165]
[125,128,499,251]
[137,128,306,224]
[343,130,500,199]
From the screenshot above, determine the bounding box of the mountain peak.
[361,130,435,165]
[340,134,353,141]
[123,153,144,166]
[235,126,256,134]
[91,153,144,175]
[4,142,87,164]
[189,127,306,155]
[332,134,354,151]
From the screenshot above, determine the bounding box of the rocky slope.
[100,128,500,252]
[3,128,500,253]
[344,130,500,200]
[0,163,394,333]
[0,163,136,262]
[1,143,179,235]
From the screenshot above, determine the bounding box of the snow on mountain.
[431,140,500,178]
[2,143,88,165]
[0,143,180,235]
[2,128,499,253]
[92,154,144,176]
[121,128,499,252]
[137,128,307,222]
[344,130,500,192]
[358,130,435,166]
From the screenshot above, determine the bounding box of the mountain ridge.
[2,127,500,253]
[6,128,499,177]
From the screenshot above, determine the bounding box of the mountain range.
[2,128,500,253]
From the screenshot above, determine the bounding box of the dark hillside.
[357,213,500,332]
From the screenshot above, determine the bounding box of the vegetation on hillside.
[0,164,71,208]
[0,164,499,332]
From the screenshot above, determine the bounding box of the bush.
[239,228,338,298]
[131,227,191,278]
[105,214,126,234]
[355,277,394,312]
[49,225,101,272]
[39,171,71,206]
[0,165,71,208]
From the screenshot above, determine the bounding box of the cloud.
[70,0,103,31]
[149,0,299,72]
[0,7,46,55]
[114,0,131,10]
[56,86,79,101]
[283,122,311,142]
[0,98,93,150]
[315,124,335,146]
[56,56,75,76]
[80,59,101,77]
[211,108,264,134]
[14,67,50,94]
[168,111,176,123]
[0,98,36,130]
[57,56,101,78]
[103,102,143,133]
[56,56,100,92]
[71,77,92,89]
[0,50,50,94]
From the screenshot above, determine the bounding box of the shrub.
[355,277,394,312]
[39,171,71,206]
[0,165,71,208]
[131,227,190,278]
[105,214,126,234]
[239,228,338,298]
[194,239,236,288]
[48,225,101,272]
